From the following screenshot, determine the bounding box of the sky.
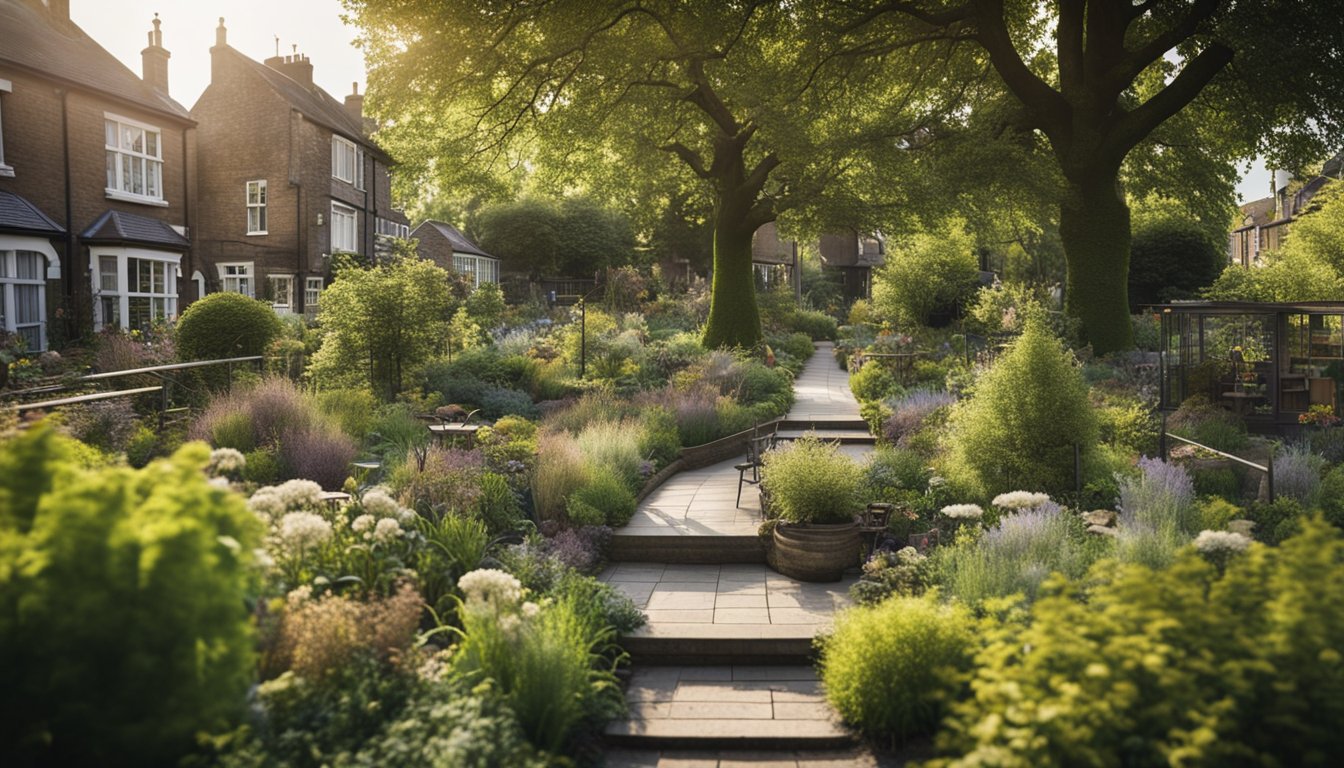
[71,0,367,109]
[75,0,1275,206]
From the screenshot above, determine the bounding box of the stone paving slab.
[787,342,860,421]
[600,563,856,627]
[603,747,913,767]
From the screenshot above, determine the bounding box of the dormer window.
[105,114,165,205]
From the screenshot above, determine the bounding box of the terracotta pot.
[772,520,861,582]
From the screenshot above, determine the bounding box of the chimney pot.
[215,18,227,47]
[141,13,171,93]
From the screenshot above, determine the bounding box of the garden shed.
[1157,300,1344,430]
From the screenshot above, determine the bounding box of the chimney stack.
[344,82,364,124]
[141,14,170,93]
[264,45,315,88]
[210,18,227,84]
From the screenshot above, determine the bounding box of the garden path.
[602,343,898,765]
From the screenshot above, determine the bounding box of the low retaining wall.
[635,458,685,503]
[677,422,779,470]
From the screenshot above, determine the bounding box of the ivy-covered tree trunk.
[703,209,761,349]
[1059,172,1134,355]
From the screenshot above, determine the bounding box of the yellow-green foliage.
[0,425,262,765]
[928,518,1344,766]
[176,290,283,361]
[946,319,1097,496]
[760,434,864,524]
[871,218,980,327]
[849,359,897,404]
[820,594,977,744]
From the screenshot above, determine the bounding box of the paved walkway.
[599,563,854,626]
[787,342,860,421]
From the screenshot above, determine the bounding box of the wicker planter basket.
[771,520,861,582]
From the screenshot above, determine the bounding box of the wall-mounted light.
[316,212,324,226]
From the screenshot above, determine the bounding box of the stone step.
[604,747,891,767]
[773,429,875,444]
[604,664,856,752]
[621,623,821,665]
[775,418,870,432]
[610,533,767,564]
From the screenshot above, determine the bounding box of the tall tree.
[836,0,1344,353]
[344,0,967,348]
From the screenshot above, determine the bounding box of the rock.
[1227,519,1256,537]
[1081,509,1117,527]
[1087,524,1118,537]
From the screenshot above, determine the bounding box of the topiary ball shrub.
[820,594,976,744]
[0,426,261,765]
[176,291,283,361]
[946,318,1097,496]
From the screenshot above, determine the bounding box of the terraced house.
[191,19,408,318]
[0,0,196,348]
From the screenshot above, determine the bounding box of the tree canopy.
[830,0,1344,353]
[345,0,970,348]
[473,197,636,280]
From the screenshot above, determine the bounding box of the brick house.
[191,19,407,317]
[411,219,499,289]
[1229,157,1343,267]
[0,0,196,348]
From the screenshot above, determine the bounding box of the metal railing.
[1160,419,1275,502]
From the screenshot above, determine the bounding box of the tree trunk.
[1058,171,1134,355]
[702,211,762,349]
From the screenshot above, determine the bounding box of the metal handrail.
[1161,427,1275,502]
[12,386,163,412]
[80,355,263,381]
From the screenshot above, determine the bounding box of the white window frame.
[452,254,500,289]
[218,262,254,297]
[104,112,166,205]
[376,217,410,239]
[355,147,365,190]
[304,276,323,309]
[267,274,294,313]
[331,202,358,254]
[0,248,49,351]
[332,135,358,184]
[0,78,13,178]
[90,247,180,332]
[246,180,267,234]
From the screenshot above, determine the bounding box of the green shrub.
[315,387,380,441]
[928,519,1344,766]
[352,677,546,767]
[243,447,283,484]
[789,309,838,340]
[1246,497,1304,544]
[638,407,681,469]
[568,468,637,527]
[849,359,897,404]
[1321,465,1344,530]
[850,546,932,605]
[946,319,1097,496]
[871,218,980,327]
[1192,465,1244,502]
[760,434,864,524]
[1193,497,1243,531]
[475,472,525,533]
[820,595,977,744]
[1168,395,1249,452]
[1094,393,1159,456]
[0,427,261,765]
[124,424,160,468]
[176,291,283,361]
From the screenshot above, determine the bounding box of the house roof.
[414,220,495,259]
[80,210,189,248]
[217,46,391,162]
[0,190,65,235]
[1238,196,1277,228]
[0,0,191,122]
[751,222,793,265]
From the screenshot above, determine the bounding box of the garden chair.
[735,425,777,508]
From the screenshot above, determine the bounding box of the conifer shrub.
[945,318,1097,496]
[0,426,261,765]
[176,291,283,361]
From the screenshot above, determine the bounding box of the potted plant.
[759,434,864,582]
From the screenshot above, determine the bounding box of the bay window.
[0,249,47,351]
[92,248,179,332]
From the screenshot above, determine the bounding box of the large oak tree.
[343,0,970,348]
[837,0,1344,353]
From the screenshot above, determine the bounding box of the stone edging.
[635,458,685,503]
[677,422,781,470]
